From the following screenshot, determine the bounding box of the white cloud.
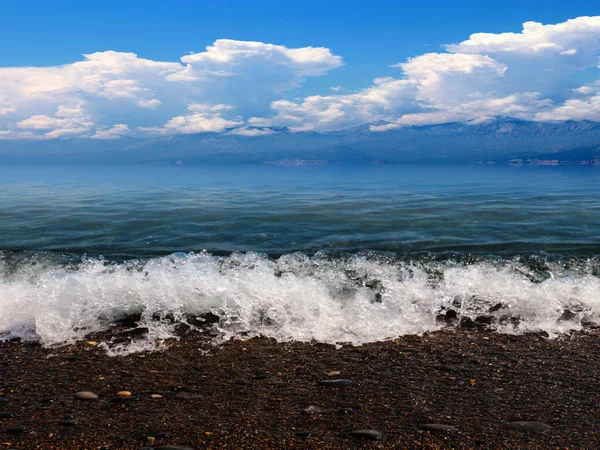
[177,39,342,81]
[369,123,401,132]
[0,40,343,139]
[1,17,600,140]
[142,103,243,134]
[91,124,131,140]
[254,15,600,131]
[250,77,418,131]
[228,127,276,136]
[14,103,93,139]
[446,16,600,56]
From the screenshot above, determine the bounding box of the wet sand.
[1,326,599,449]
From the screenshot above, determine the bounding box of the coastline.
[1,327,599,449]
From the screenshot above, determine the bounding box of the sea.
[1,162,599,353]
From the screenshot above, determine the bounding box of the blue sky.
[0,1,599,139]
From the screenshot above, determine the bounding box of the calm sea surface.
[0,163,598,258]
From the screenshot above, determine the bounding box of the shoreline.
[1,328,600,449]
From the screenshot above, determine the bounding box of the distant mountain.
[1,117,599,164]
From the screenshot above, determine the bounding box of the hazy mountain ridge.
[1,117,599,163]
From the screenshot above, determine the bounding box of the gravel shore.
[1,326,599,449]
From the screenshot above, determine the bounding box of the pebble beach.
[1,326,599,449]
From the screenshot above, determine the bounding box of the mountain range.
[1,117,599,164]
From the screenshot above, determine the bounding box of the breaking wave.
[1,250,599,354]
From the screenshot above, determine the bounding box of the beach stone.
[302,405,324,414]
[117,391,132,397]
[339,407,357,413]
[60,419,77,427]
[347,429,383,440]
[0,398,9,405]
[151,394,163,399]
[327,370,341,376]
[419,424,457,433]
[151,431,170,438]
[0,412,14,419]
[5,425,27,434]
[296,430,316,436]
[253,372,269,380]
[234,379,249,385]
[319,379,352,387]
[502,421,552,432]
[74,391,98,400]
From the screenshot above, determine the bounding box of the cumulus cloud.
[1,17,600,140]
[249,77,419,131]
[141,103,243,134]
[14,103,93,139]
[0,40,342,139]
[256,15,600,130]
[91,124,131,140]
[228,127,276,136]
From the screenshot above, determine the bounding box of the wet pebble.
[418,424,458,433]
[74,391,98,400]
[234,379,249,385]
[60,419,77,427]
[296,430,316,437]
[151,431,170,438]
[253,372,269,380]
[338,407,357,413]
[0,398,9,405]
[347,429,383,440]
[502,421,552,432]
[5,425,27,434]
[319,379,352,387]
[302,405,324,414]
[0,412,14,419]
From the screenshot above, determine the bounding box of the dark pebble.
[60,420,77,427]
[319,379,353,387]
[234,379,249,385]
[0,398,9,405]
[5,425,27,434]
[339,407,356,413]
[502,421,552,432]
[296,430,316,437]
[347,429,383,440]
[302,406,324,414]
[418,424,458,433]
[0,412,14,419]
[252,373,269,380]
[151,431,170,438]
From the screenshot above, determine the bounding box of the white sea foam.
[1,251,599,354]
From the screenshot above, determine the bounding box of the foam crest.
[1,251,599,353]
